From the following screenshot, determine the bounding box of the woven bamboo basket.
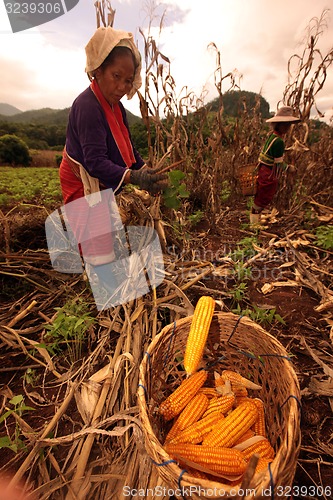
[237,164,258,196]
[138,312,301,499]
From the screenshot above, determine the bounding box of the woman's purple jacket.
[65,86,144,192]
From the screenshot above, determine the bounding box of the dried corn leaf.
[301,338,333,378]
[317,215,333,222]
[315,298,333,313]
[233,435,266,451]
[89,363,112,383]
[75,380,102,424]
[278,261,296,268]
[40,419,141,445]
[261,281,299,294]
[306,377,333,397]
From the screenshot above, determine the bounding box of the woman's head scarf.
[85,26,142,99]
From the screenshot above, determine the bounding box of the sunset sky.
[0,0,332,121]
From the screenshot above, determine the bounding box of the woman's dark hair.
[101,46,137,70]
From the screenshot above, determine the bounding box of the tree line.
[0,91,326,167]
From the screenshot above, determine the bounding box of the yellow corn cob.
[241,438,275,461]
[231,384,249,398]
[214,372,233,396]
[214,371,226,390]
[201,394,235,419]
[184,296,215,376]
[186,468,209,480]
[202,399,258,448]
[200,407,226,424]
[252,398,266,437]
[221,370,262,390]
[159,370,208,421]
[169,411,224,445]
[198,387,219,398]
[235,395,251,407]
[165,393,209,443]
[165,443,247,476]
[233,428,255,446]
[255,457,273,474]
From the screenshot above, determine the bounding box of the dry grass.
[30,150,62,168]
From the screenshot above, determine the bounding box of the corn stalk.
[276,9,333,211]
[94,0,115,28]
[283,9,333,122]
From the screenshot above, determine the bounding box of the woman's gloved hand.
[130,166,169,195]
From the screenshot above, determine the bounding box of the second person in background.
[250,106,300,225]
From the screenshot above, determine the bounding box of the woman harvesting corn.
[250,106,300,225]
[59,26,167,301]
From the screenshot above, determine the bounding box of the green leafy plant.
[314,225,333,250]
[232,304,285,326]
[0,166,62,206]
[229,281,248,303]
[0,134,31,167]
[55,154,63,167]
[163,170,189,209]
[188,210,204,227]
[23,368,40,387]
[220,180,232,202]
[230,237,258,262]
[0,395,35,453]
[232,262,252,282]
[227,240,255,305]
[43,299,95,363]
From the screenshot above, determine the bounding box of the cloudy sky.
[0,0,332,121]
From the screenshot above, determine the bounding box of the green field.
[0,166,62,208]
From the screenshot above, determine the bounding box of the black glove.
[130,166,168,195]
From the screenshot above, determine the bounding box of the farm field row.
[0,166,62,209]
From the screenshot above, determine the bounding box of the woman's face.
[276,122,292,135]
[95,53,135,105]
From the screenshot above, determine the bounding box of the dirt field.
[0,197,332,499]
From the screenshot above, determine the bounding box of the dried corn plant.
[250,23,332,212]
[138,29,246,228]
[273,9,333,212]
[279,123,332,212]
[283,9,333,121]
[94,0,115,28]
[187,42,236,219]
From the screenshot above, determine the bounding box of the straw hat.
[266,106,300,123]
[85,26,142,99]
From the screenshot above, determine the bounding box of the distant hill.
[0,103,143,151]
[0,107,70,125]
[125,109,143,126]
[0,104,142,127]
[208,90,271,118]
[0,103,22,116]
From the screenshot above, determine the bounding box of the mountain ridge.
[0,104,142,126]
[0,103,23,116]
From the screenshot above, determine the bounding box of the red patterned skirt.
[254,164,279,209]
